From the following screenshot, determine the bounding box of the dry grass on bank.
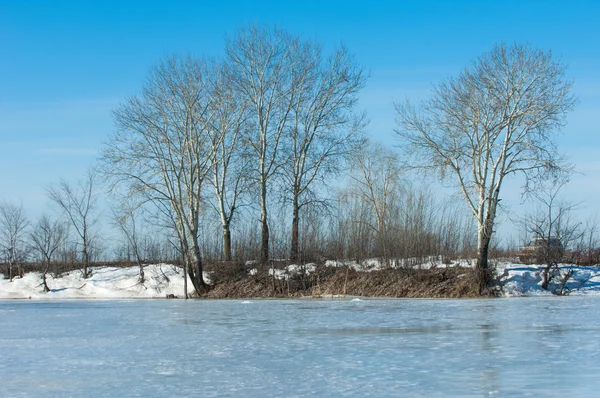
[202,263,480,299]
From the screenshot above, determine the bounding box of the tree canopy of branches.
[395,43,576,293]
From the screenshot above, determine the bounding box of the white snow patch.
[325,257,473,271]
[268,263,317,280]
[0,264,196,299]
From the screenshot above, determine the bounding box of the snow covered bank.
[0,264,196,299]
[496,263,600,297]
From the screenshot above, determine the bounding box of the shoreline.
[2,262,600,300]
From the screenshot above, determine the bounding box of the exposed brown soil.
[202,263,481,299]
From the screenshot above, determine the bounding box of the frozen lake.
[2,298,600,397]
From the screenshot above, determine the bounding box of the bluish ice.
[2,297,600,397]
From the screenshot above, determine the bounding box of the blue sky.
[1,0,599,241]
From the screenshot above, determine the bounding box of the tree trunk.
[188,241,206,296]
[180,239,189,299]
[476,228,492,294]
[138,262,145,284]
[290,194,299,262]
[223,225,232,262]
[42,257,51,292]
[187,258,206,296]
[541,264,552,290]
[183,259,188,300]
[260,181,269,264]
[42,272,50,292]
[82,240,90,279]
[261,218,269,264]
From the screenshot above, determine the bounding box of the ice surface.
[2,298,600,397]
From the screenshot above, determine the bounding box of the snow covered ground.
[1,261,600,299]
[495,263,600,296]
[0,264,197,299]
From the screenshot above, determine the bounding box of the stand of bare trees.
[331,141,476,264]
[225,25,366,264]
[225,26,299,264]
[100,24,367,297]
[0,200,29,281]
[47,169,99,279]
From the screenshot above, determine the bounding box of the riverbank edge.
[201,266,482,299]
[0,265,483,300]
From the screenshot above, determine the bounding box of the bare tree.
[395,43,576,292]
[0,200,29,281]
[102,54,224,297]
[225,24,304,264]
[28,214,66,292]
[111,199,145,283]
[208,62,251,262]
[284,45,366,261]
[518,174,582,292]
[47,169,99,278]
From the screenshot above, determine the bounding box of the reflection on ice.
[303,325,453,335]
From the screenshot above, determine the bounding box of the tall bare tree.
[284,45,366,261]
[395,43,576,292]
[102,54,223,296]
[0,200,29,281]
[47,169,99,279]
[28,214,66,292]
[208,62,251,262]
[225,25,303,264]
